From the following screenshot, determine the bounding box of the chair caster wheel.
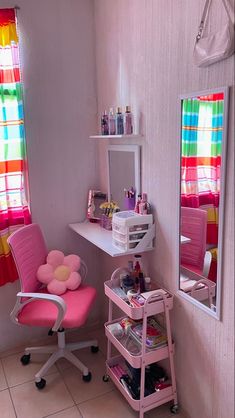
[21,354,31,365]
[103,374,109,382]
[91,345,99,353]
[83,372,92,382]
[35,378,46,390]
[170,404,179,414]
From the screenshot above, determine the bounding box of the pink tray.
[105,317,174,368]
[104,279,173,320]
[106,355,175,411]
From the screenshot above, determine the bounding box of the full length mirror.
[178,87,229,319]
[107,144,140,211]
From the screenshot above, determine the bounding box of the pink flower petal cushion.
[37,250,82,295]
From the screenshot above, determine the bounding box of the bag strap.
[196,0,234,41]
[222,0,235,25]
[196,0,212,41]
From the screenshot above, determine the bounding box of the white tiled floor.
[0,327,187,418]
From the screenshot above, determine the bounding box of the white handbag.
[193,0,235,67]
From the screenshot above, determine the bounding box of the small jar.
[144,277,152,291]
[122,275,135,294]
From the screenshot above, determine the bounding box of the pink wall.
[0,0,101,351]
[94,1,234,418]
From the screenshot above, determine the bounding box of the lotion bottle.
[109,108,116,135]
[101,110,109,135]
[115,107,124,135]
[124,105,133,134]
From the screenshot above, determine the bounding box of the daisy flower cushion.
[37,250,82,295]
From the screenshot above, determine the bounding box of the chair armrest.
[11,292,67,332]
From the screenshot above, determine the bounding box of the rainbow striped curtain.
[181,93,224,246]
[0,9,31,286]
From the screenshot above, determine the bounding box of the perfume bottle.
[124,105,133,134]
[101,110,109,135]
[109,108,116,135]
[115,107,124,135]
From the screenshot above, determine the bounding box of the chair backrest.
[181,207,207,271]
[8,224,47,293]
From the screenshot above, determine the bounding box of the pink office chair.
[180,207,208,275]
[8,223,98,390]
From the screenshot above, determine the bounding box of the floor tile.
[10,372,74,418]
[44,406,82,418]
[2,352,57,387]
[0,360,8,391]
[147,403,187,418]
[0,389,16,418]
[61,350,114,404]
[77,390,140,418]
[147,402,176,417]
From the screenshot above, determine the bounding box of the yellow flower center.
[54,265,70,281]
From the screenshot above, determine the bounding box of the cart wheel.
[35,378,46,390]
[91,345,99,353]
[83,372,92,382]
[103,374,109,382]
[20,354,31,365]
[170,404,179,414]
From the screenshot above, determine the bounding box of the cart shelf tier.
[104,279,173,320]
[106,356,176,412]
[105,318,174,368]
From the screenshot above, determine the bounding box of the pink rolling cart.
[103,267,178,417]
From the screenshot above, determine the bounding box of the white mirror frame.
[106,144,141,204]
[177,86,229,320]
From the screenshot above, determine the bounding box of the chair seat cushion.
[17,285,96,329]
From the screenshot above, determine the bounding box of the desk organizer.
[112,211,155,252]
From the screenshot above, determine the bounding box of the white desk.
[69,221,154,257]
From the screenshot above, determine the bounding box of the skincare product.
[101,110,109,135]
[108,107,116,135]
[124,105,133,134]
[115,107,124,134]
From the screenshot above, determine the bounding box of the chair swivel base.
[21,330,98,389]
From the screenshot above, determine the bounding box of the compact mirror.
[107,144,140,211]
[177,87,229,319]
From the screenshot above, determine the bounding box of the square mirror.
[106,144,141,211]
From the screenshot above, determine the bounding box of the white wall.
[0,0,101,352]
[94,1,234,418]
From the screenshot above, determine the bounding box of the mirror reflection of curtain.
[181,93,224,281]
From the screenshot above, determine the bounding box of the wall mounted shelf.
[89,134,142,140]
[69,221,154,257]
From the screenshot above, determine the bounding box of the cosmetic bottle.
[109,108,116,135]
[139,272,145,293]
[115,107,124,135]
[134,194,142,213]
[101,110,109,135]
[139,193,148,215]
[127,260,134,275]
[144,277,152,291]
[124,105,133,135]
[134,254,143,274]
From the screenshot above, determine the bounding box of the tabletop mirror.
[177,87,229,319]
[106,144,140,211]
